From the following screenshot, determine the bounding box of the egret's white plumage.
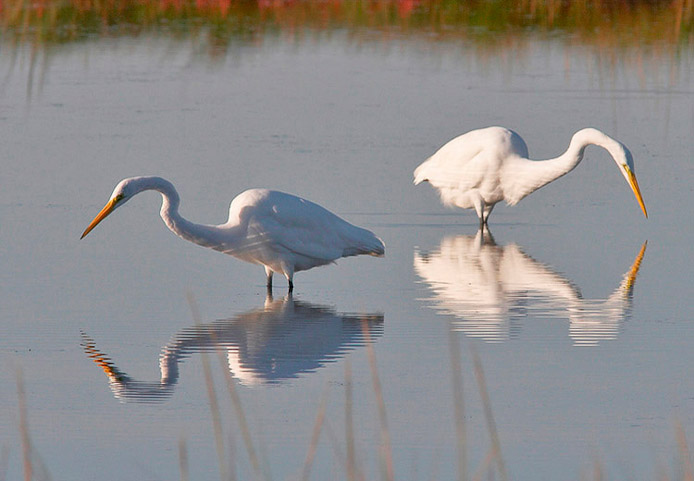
[414,126,648,224]
[81,176,384,290]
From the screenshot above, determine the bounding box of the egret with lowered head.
[414,127,648,226]
[81,177,385,291]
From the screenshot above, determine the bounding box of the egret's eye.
[114,193,125,203]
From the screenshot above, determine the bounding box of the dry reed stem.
[0,446,9,481]
[308,365,363,481]
[216,347,262,479]
[361,319,394,481]
[14,371,51,481]
[676,422,694,481]
[345,360,356,481]
[190,290,266,480]
[471,347,507,481]
[16,369,31,481]
[201,345,228,481]
[322,418,348,474]
[187,293,229,481]
[471,447,495,481]
[448,329,467,481]
[179,436,189,481]
[592,458,603,481]
[300,387,329,481]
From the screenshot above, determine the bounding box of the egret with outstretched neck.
[81,177,385,291]
[414,127,648,225]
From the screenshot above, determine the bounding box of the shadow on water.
[80,295,384,403]
[414,228,647,346]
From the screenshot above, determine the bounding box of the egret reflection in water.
[414,230,647,346]
[81,296,384,403]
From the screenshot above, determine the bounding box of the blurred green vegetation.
[1,0,691,53]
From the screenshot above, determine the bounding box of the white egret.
[414,127,648,225]
[81,176,385,291]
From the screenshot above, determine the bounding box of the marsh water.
[1,4,693,480]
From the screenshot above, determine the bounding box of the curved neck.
[542,127,622,171]
[506,128,623,203]
[132,176,221,248]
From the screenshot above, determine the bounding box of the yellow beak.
[625,167,648,219]
[624,241,648,292]
[81,197,119,239]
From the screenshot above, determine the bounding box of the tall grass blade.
[471,348,507,481]
[0,445,9,481]
[590,457,604,481]
[361,319,394,481]
[179,436,189,481]
[15,370,51,481]
[448,328,467,481]
[187,293,229,481]
[676,422,694,481]
[345,360,356,481]
[188,291,263,480]
[300,387,328,481]
[16,369,31,481]
[216,349,263,480]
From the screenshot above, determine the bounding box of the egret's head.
[616,144,648,218]
[80,179,136,239]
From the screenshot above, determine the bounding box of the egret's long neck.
[136,177,224,249]
[507,128,622,203]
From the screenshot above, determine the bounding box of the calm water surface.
[1,29,693,480]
